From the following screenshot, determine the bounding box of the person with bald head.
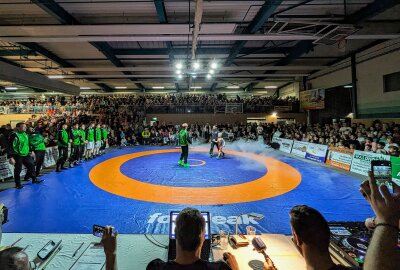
[0,247,31,270]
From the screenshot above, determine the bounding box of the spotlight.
[272,112,277,117]
[210,61,218,69]
[193,61,200,70]
[209,69,215,74]
[206,74,212,79]
[176,70,181,75]
[192,74,197,79]
[175,62,183,69]
[177,74,183,79]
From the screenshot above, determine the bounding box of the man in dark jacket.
[56,123,69,172]
[28,127,46,177]
[8,123,42,189]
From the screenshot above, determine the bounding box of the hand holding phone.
[93,225,106,237]
[371,160,393,193]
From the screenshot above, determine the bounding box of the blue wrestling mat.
[0,146,373,235]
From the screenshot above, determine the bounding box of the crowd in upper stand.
[0,93,298,108]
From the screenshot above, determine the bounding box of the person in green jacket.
[94,123,102,157]
[86,123,95,159]
[28,127,46,177]
[101,124,108,153]
[79,124,87,162]
[178,123,192,168]
[56,123,69,172]
[8,122,42,189]
[69,123,81,166]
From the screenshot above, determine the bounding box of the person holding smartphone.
[360,172,400,270]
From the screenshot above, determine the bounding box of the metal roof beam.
[89,42,145,91]
[31,0,144,91]
[247,0,400,90]
[0,50,34,57]
[19,42,112,92]
[112,47,292,56]
[31,0,79,25]
[211,0,283,91]
[0,60,80,95]
[154,0,179,91]
[347,0,399,24]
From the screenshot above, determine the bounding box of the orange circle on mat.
[89,148,302,205]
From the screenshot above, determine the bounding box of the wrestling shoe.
[183,163,189,168]
[209,153,213,158]
[178,160,183,166]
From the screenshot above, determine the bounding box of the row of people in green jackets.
[56,123,108,172]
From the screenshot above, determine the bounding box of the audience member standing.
[28,127,46,177]
[8,123,42,189]
[56,123,69,172]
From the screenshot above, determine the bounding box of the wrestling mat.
[0,145,373,235]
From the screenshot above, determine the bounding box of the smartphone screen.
[38,240,56,259]
[93,225,106,237]
[372,162,393,193]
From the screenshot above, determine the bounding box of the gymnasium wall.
[146,113,307,125]
[308,40,400,119]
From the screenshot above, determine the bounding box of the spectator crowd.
[274,121,400,157]
[0,94,399,158]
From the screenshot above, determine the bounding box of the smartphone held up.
[371,160,393,193]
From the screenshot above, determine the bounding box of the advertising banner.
[43,147,56,168]
[305,143,328,163]
[300,89,325,110]
[0,155,13,180]
[291,141,309,158]
[279,139,294,154]
[326,147,354,171]
[350,150,390,176]
[391,156,400,186]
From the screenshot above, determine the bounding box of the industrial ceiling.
[0,0,399,94]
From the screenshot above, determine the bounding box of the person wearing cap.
[178,123,191,168]
[28,127,46,177]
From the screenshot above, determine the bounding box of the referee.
[8,123,42,189]
[178,123,192,168]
